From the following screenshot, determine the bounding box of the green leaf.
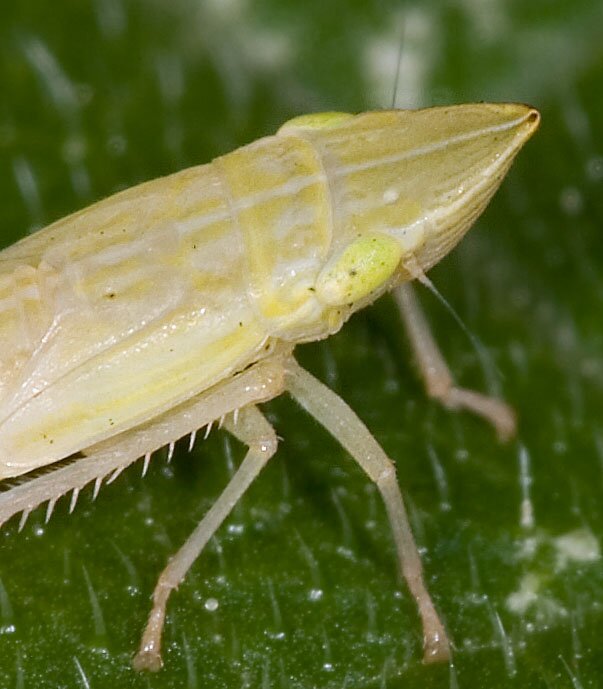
[0,1,602,687]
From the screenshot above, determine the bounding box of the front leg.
[394,283,516,441]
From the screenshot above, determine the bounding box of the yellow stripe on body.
[7,311,267,463]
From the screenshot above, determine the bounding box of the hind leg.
[0,357,285,530]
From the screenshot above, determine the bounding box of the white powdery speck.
[553,528,600,571]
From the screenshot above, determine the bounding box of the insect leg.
[133,405,279,672]
[0,358,284,530]
[284,357,451,664]
[394,283,516,441]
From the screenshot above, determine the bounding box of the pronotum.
[0,104,540,671]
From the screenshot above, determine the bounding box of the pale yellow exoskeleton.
[0,103,540,671]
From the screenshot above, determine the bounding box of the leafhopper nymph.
[0,104,540,671]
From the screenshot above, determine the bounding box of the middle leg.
[284,356,451,664]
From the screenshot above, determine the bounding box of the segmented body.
[0,104,540,672]
[0,105,538,478]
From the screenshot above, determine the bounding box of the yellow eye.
[316,233,403,306]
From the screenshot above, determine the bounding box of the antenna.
[391,19,406,109]
[415,272,504,398]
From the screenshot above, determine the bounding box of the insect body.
[0,104,540,671]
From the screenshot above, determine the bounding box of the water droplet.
[559,186,583,216]
[336,546,355,560]
[62,136,86,164]
[205,597,219,612]
[586,155,603,182]
[108,134,127,156]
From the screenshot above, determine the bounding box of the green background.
[0,1,602,687]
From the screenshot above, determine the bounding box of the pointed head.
[280,104,540,310]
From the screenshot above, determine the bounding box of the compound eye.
[316,233,403,307]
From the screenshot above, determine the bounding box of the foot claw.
[422,628,451,664]
[132,648,163,672]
